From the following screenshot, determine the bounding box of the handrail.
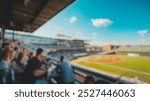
[72,65,131,84]
[46,55,131,84]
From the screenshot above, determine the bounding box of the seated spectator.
[55,56,74,84]
[21,48,48,84]
[84,75,96,84]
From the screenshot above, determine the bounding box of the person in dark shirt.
[21,48,47,84]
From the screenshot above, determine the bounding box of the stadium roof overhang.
[0,0,75,33]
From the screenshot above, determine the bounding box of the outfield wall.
[116,51,150,56]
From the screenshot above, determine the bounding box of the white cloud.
[91,18,113,27]
[69,16,77,23]
[137,30,148,37]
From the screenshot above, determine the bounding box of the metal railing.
[72,65,131,84]
[47,56,131,84]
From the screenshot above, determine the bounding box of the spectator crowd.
[0,39,75,84]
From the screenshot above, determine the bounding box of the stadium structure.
[0,0,150,84]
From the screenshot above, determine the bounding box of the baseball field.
[71,55,150,82]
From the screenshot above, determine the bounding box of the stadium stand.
[1,0,147,84]
[0,37,134,84]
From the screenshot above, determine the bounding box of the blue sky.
[33,0,150,45]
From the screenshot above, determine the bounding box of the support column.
[0,27,2,39]
[1,25,5,39]
[12,30,15,41]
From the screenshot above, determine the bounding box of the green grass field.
[77,55,150,82]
